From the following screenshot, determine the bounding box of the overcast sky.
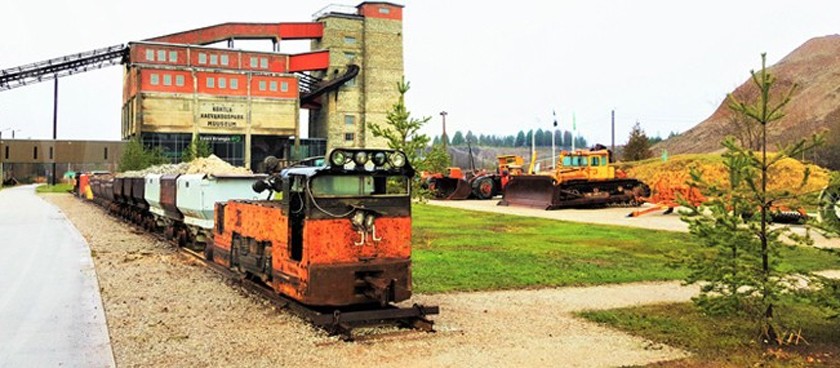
[1,1,838,146]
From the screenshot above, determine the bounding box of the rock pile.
[118,155,252,178]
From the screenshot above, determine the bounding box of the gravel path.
[46,194,699,367]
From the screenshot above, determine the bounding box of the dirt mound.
[655,34,840,155]
[624,153,829,195]
[119,155,251,177]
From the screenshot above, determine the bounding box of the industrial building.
[121,1,404,168]
[0,140,124,183]
[0,1,405,171]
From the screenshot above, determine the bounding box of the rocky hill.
[654,35,840,154]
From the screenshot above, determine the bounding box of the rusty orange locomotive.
[210,148,416,307]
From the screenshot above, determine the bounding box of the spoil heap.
[118,155,252,177]
[624,153,829,196]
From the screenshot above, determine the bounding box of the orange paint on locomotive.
[213,200,412,306]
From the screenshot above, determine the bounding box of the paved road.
[0,185,114,368]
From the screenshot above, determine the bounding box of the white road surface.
[0,185,114,368]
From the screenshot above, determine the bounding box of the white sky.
[1,1,838,146]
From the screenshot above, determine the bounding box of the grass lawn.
[35,183,74,193]
[411,204,840,293]
[578,300,840,367]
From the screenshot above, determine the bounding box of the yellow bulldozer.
[498,146,650,210]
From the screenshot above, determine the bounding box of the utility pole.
[51,78,58,186]
[439,111,448,149]
[611,109,615,154]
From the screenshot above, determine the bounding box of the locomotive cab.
[213,148,416,307]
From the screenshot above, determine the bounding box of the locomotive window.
[311,175,408,197]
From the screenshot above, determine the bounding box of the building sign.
[200,135,243,143]
[198,102,246,129]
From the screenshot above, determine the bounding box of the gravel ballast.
[46,194,697,367]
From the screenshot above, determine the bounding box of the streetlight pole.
[51,78,58,186]
[439,111,448,149]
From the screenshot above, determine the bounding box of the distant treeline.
[433,129,588,148]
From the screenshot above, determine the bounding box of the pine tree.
[181,135,212,163]
[451,131,465,146]
[681,54,821,343]
[369,77,441,199]
[622,122,652,161]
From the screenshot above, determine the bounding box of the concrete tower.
[310,2,404,152]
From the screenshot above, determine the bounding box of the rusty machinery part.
[819,182,840,231]
[499,175,650,210]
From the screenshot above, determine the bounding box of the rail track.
[88,200,438,341]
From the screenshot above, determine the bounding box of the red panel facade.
[147,22,323,45]
[139,69,194,94]
[278,23,324,39]
[249,76,298,99]
[288,51,330,72]
[357,2,403,20]
[194,71,248,97]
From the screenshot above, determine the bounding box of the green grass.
[411,204,840,293]
[578,299,840,367]
[35,183,74,193]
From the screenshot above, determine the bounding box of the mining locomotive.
[79,149,436,335]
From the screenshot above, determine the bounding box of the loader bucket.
[498,175,556,209]
[430,177,473,200]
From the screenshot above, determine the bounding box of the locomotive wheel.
[471,177,496,200]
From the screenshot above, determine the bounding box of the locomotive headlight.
[351,211,366,230]
[353,151,369,166]
[330,150,348,166]
[390,152,406,168]
[372,151,387,166]
[364,214,375,229]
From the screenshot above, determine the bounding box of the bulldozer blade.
[430,177,473,200]
[498,175,556,210]
[448,178,473,200]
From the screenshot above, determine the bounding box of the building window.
[104,147,108,160]
[280,81,288,92]
[345,115,356,126]
[344,36,356,44]
[344,52,355,62]
[206,77,215,88]
[250,57,258,68]
[4,146,8,160]
[260,57,268,69]
[210,54,218,65]
[168,51,177,63]
[175,75,185,87]
[150,73,160,85]
[220,54,229,66]
[258,80,266,91]
[269,81,277,92]
[157,50,166,61]
[379,7,390,14]
[33,146,38,159]
[198,53,207,64]
[344,133,355,141]
[230,78,238,90]
[49,147,53,160]
[163,74,172,86]
[218,77,226,89]
[145,49,154,61]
